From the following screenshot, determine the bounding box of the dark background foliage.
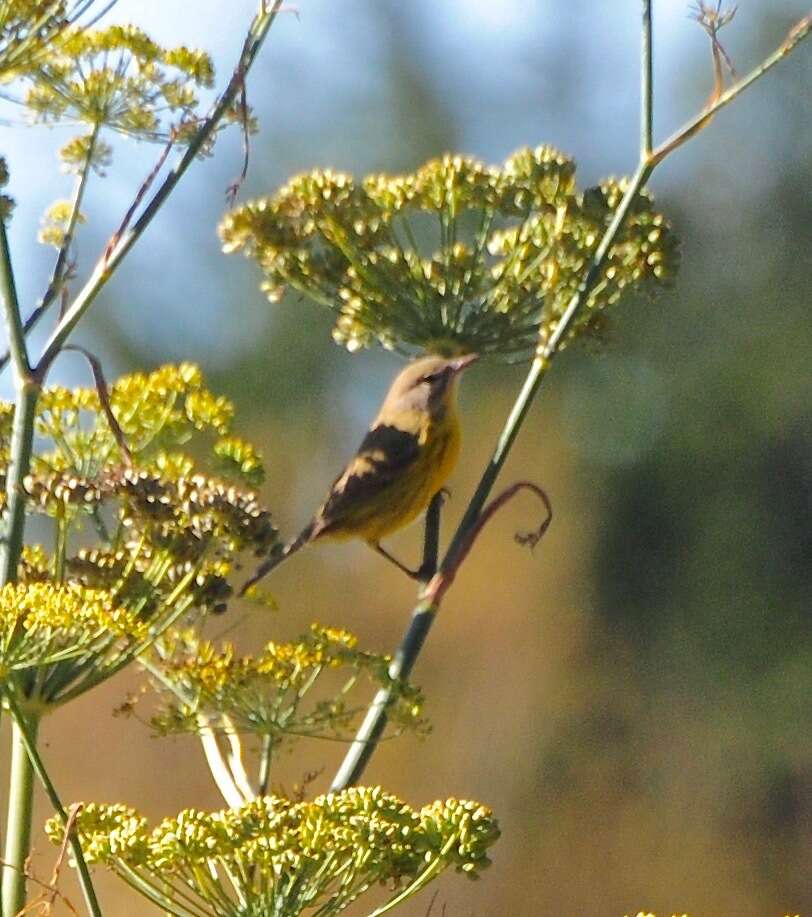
[2,1,810,913]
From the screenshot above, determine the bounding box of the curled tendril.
[220,146,680,358]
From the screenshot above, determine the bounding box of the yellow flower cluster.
[24,25,214,146]
[1,1,79,80]
[0,582,145,699]
[220,146,679,357]
[37,199,86,248]
[47,788,499,916]
[32,362,235,472]
[148,623,425,743]
[0,364,277,618]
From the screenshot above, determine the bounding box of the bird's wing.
[308,422,422,538]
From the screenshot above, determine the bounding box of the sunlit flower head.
[47,788,499,915]
[146,622,425,745]
[0,365,277,618]
[0,581,146,706]
[221,147,679,358]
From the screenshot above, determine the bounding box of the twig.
[102,132,175,268]
[651,12,811,166]
[1,689,102,917]
[0,124,99,375]
[641,0,654,158]
[0,215,37,585]
[62,345,133,465]
[225,81,251,206]
[14,803,83,916]
[35,0,286,376]
[422,481,552,609]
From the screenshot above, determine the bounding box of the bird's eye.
[419,370,442,385]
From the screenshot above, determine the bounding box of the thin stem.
[0,211,38,587]
[641,0,654,158]
[222,716,256,801]
[0,123,101,375]
[256,734,273,798]
[0,380,38,584]
[0,217,30,381]
[651,13,812,166]
[329,497,442,792]
[420,491,442,580]
[1,690,102,917]
[35,0,285,376]
[199,723,245,808]
[2,715,38,917]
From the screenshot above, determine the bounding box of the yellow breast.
[367,413,460,541]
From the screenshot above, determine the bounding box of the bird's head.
[377,353,478,424]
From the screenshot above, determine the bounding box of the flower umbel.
[24,25,215,142]
[146,622,425,748]
[220,147,680,357]
[47,789,500,916]
[0,1,107,80]
[0,582,146,705]
[0,365,278,706]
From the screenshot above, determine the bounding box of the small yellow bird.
[240,353,478,594]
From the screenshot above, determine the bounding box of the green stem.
[257,734,273,798]
[0,218,29,381]
[0,122,103,374]
[0,380,38,583]
[641,0,653,158]
[651,13,811,166]
[35,0,285,376]
[329,495,442,791]
[1,715,38,917]
[2,689,102,917]
[1,202,39,602]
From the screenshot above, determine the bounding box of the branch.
[641,0,654,158]
[0,215,37,586]
[1,689,102,917]
[651,12,812,165]
[0,219,29,381]
[331,1,812,792]
[0,124,101,376]
[34,0,285,376]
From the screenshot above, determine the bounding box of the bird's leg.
[419,490,445,581]
[370,490,447,581]
[369,541,432,581]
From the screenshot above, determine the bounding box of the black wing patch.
[309,424,421,538]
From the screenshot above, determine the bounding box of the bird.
[239,352,478,595]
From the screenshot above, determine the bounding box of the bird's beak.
[448,353,479,375]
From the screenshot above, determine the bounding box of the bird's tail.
[238,524,313,597]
